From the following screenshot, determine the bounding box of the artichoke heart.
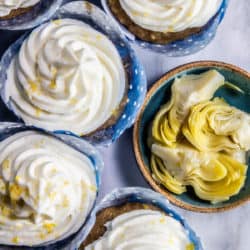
[149,70,249,203]
[183,98,250,153]
[152,70,224,147]
[151,144,247,203]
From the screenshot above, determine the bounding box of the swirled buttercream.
[0,0,40,17]
[0,131,97,246]
[119,0,222,32]
[85,209,192,250]
[5,18,126,135]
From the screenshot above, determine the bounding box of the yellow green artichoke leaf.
[152,70,224,147]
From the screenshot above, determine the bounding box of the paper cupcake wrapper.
[83,187,204,250]
[101,0,229,56]
[0,122,103,250]
[0,1,147,146]
[0,0,63,30]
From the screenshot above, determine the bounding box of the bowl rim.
[133,60,250,213]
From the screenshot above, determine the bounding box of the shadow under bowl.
[133,61,250,213]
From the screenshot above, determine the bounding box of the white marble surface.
[98,1,250,250]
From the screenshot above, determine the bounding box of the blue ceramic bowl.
[101,0,229,56]
[133,61,250,212]
[0,1,147,146]
[82,187,203,249]
[0,0,63,30]
[0,122,103,250]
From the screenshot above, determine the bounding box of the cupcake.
[0,1,147,145]
[0,123,102,248]
[0,0,63,30]
[0,0,41,20]
[81,187,203,250]
[102,0,228,55]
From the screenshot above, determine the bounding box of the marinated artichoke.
[150,70,249,203]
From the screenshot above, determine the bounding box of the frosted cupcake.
[0,0,41,20]
[4,18,127,137]
[1,2,147,145]
[102,0,228,55]
[81,187,203,250]
[0,0,63,30]
[0,123,102,248]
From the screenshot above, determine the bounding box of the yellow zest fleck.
[82,34,89,41]
[51,67,57,76]
[70,98,78,105]
[120,233,125,239]
[15,176,21,182]
[186,243,195,250]
[15,223,23,229]
[64,180,69,186]
[168,237,174,245]
[12,236,19,244]
[49,192,57,200]
[0,178,6,193]
[142,204,149,209]
[89,185,97,192]
[143,12,149,17]
[2,159,10,169]
[159,217,165,224]
[111,108,119,116]
[43,222,56,233]
[9,183,23,201]
[39,233,46,240]
[131,10,140,16]
[167,25,175,33]
[1,206,12,217]
[52,19,61,25]
[35,108,42,117]
[49,79,56,89]
[96,34,102,41]
[28,79,39,93]
[51,168,58,174]
[62,196,69,207]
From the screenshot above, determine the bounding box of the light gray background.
[98,1,250,250]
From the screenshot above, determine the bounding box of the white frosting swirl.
[0,0,40,17]
[5,18,126,135]
[0,131,97,246]
[85,209,192,250]
[119,0,222,32]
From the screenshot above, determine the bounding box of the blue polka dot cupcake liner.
[101,0,229,56]
[0,0,63,30]
[0,122,103,250]
[0,1,147,146]
[83,187,204,250]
